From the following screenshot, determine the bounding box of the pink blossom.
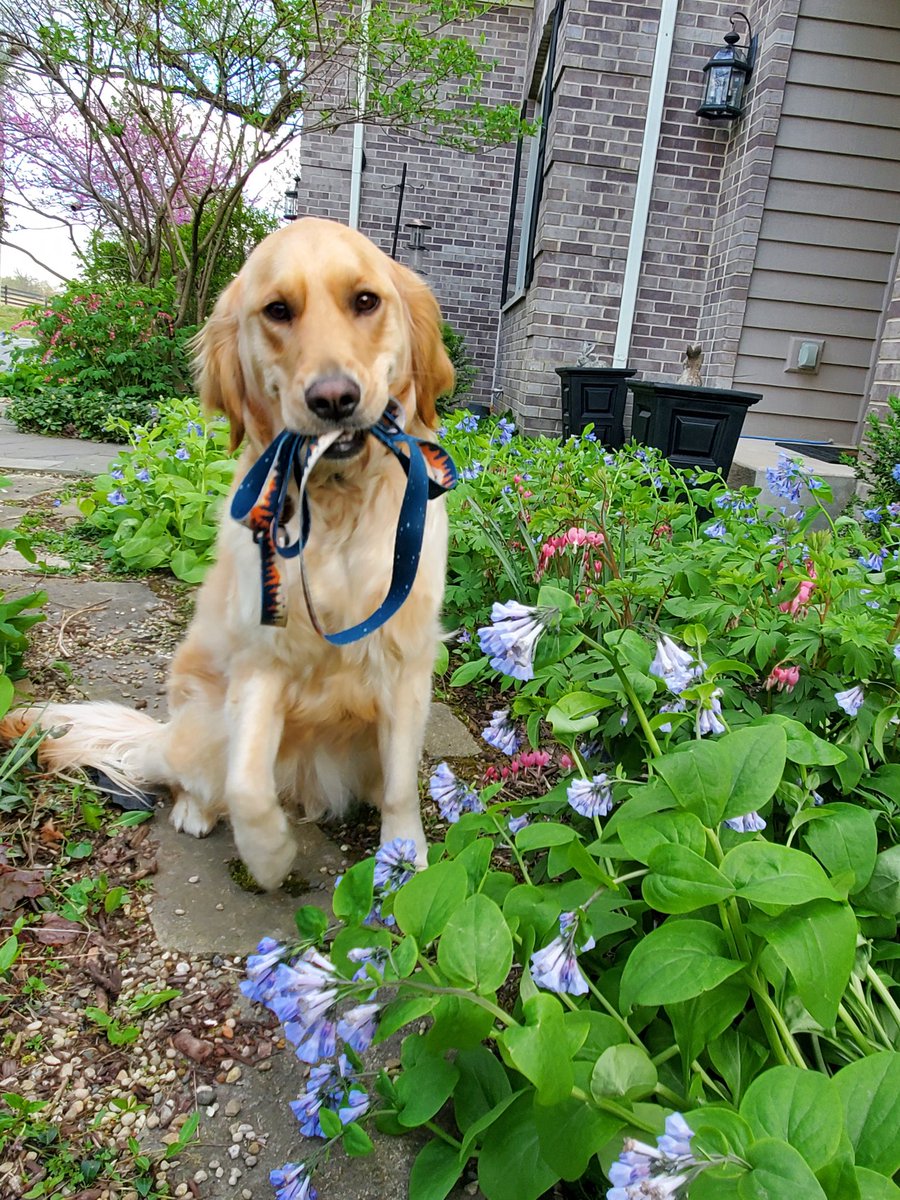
[765,664,800,692]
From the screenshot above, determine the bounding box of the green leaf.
[708,1029,769,1105]
[393,859,468,945]
[737,1138,828,1200]
[856,1168,900,1199]
[740,1066,843,1171]
[655,725,785,827]
[749,899,856,1027]
[619,919,743,1008]
[723,724,788,818]
[453,1046,512,1132]
[477,1092,561,1200]
[332,858,375,925]
[294,905,328,943]
[318,1106,343,1138]
[590,1044,657,1103]
[499,993,572,1106]
[834,1052,900,1176]
[802,804,878,894]
[437,893,512,995]
[534,1094,623,1180]
[816,1141,861,1200]
[616,810,708,864]
[667,979,749,1070]
[546,691,607,735]
[572,1012,630,1062]
[455,837,493,892]
[341,1122,374,1157]
[654,739,732,826]
[409,1138,464,1200]
[450,656,489,687]
[396,1053,459,1128]
[643,843,735,913]
[758,715,846,766]
[723,842,842,908]
[852,846,900,917]
[515,823,576,851]
[373,995,438,1043]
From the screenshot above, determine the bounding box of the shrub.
[441,322,477,403]
[79,398,236,582]
[2,284,196,439]
[852,393,900,509]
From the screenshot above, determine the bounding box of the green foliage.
[441,322,477,403]
[2,284,196,439]
[81,199,279,325]
[79,398,236,581]
[852,394,900,507]
[241,417,900,1199]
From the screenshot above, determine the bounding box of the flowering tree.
[0,0,523,323]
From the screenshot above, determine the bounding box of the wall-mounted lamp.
[405,218,432,251]
[697,12,757,121]
[283,175,301,222]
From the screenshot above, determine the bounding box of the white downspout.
[348,0,371,230]
[612,0,679,367]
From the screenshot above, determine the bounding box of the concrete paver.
[0,413,125,475]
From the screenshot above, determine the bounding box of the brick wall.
[864,241,900,426]
[299,5,531,406]
[495,0,802,434]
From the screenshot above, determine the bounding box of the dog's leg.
[377,667,430,867]
[224,671,296,890]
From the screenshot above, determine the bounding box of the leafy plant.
[79,397,236,581]
[851,393,900,509]
[3,284,196,439]
[441,322,478,403]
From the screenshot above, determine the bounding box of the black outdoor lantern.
[697,12,756,121]
[283,175,301,221]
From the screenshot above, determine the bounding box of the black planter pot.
[556,367,637,446]
[628,381,762,476]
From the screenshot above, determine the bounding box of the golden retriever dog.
[2,217,454,889]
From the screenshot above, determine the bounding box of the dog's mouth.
[322,429,368,459]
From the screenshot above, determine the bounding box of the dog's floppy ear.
[192,279,246,451]
[389,259,454,429]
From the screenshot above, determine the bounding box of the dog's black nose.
[305,375,361,421]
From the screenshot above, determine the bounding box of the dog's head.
[193,217,455,459]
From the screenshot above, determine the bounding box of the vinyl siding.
[733,0,900,443]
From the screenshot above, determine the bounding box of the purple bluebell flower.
[724,811,766,834]
[704,520,728,540]
[337,1002,380,1053]
[697,689,726,737]
[270,1161,317,1200]
[608,1116,695,1198]
[269,949,340,1063]
[175,446,190,460]
[107,489,127,506]
[110,467,124,481]
[477,600,557,682]
[859,548,888,571]
[135,467,151,482]
[482,708,520,756]
[461,461,483,481]
[893,643,900,660]
[508,814,530,835]
[566,774,613,819]
[766,454,805,504]
[531,911,595,997]
[889,502,900,519]
[52,498,61,507]
[290,1056,369,1138]
[373,838,417,892]
[835,684,865,717]
[240,936,287,1005]
[428,762,484,824]
[893,463,900,484]
[658,698,687,733]
[456,628,471,644]
[603,453,615,465]
[582,430,597,442]
[459,414,479,432]
[864,508,883,523]
[657,1113,695,1159]
[285,1016,338,1065]
[649,635,701,695]
[186,420,203,436]
[495,417,515,445]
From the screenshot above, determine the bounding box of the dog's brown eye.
[354,292,380,314]
[263,301,292,323]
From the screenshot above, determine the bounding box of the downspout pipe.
[349,0,371,230]
[612,0,679,367]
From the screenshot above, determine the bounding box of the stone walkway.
[0,424,483,1199]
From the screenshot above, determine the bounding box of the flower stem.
[488,810,533,885]
[423,1120,462,1149]
[400,978,515,1027]
[582,634,663,758]
[571,1087,658,1135]
[866,963,900,1032]
[837,1002,875,1057]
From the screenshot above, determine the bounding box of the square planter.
[628,381,762,476]
[557,367,637,446]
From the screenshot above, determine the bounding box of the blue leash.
[230,400,457,643]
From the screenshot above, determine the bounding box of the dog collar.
[230,399,457,642]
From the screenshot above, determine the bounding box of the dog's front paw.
[170,793,218,838]
[233,808,297,891]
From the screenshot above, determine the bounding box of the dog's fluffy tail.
[0,702,170,795]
